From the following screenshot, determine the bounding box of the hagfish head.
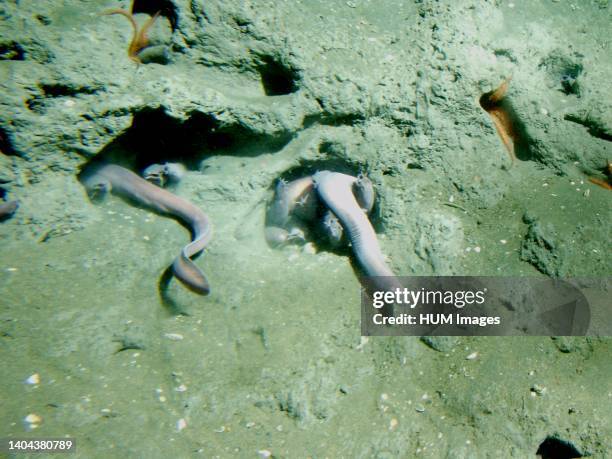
[163,163,187,184]
[353,173,375,214]
[265,226,290,247]
[321,210,344,247]
[143,162,187,187]
[143,164,167,187]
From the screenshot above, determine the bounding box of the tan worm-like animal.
[80,164,212,294]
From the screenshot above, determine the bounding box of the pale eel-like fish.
[265,176,318,247]
[0,200,18,220]
[80,164,212,294]
[313,171,402,292]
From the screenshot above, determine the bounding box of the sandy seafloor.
[0,0,611,457]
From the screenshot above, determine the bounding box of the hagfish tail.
[80,164,212,294]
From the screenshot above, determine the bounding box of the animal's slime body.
[81,164,212,294]
[313,171,402,293]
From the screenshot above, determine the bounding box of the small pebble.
[175,384,187,392]
[500,239,507,244]
[24,414,42,423]
[24,413,42,430]
[473,246,481,253]
[466,351,479,360]
[25,373,40,385]
[531,384,547,396]
[176,418,187,432]
[258,450,272,458]
[164,333,184,341]
[389,418,398,430]
[356,336,369,350]
[302,242,317,254]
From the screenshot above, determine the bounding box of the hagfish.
[265,176,317,247]
[0,200,18,220]
[313,171,401,291]
[80,164,212,294]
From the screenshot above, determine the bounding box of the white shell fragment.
[466,351,479,360]
[164,333,184,341]
[176,418,187,431]
[25,373,40,385]
[531,384,547,396]
[24,413,42,430]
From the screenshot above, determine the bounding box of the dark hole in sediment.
[536,436,583,459]
[302,110,366,129]
[269,147,384,254]
[91,107,292,172]
[282,145,362,182]
[538,51,584,96]
[558,62,583,96]
[0,127,17,156]
[36,14,52,26]
[0,41,25,61]
[256,55,300,96]
[41,83,98,98]
[132,0,178,30]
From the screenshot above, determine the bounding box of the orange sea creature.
[102,5,160,63]
[479,77,518,162]
[588,160,612,190]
